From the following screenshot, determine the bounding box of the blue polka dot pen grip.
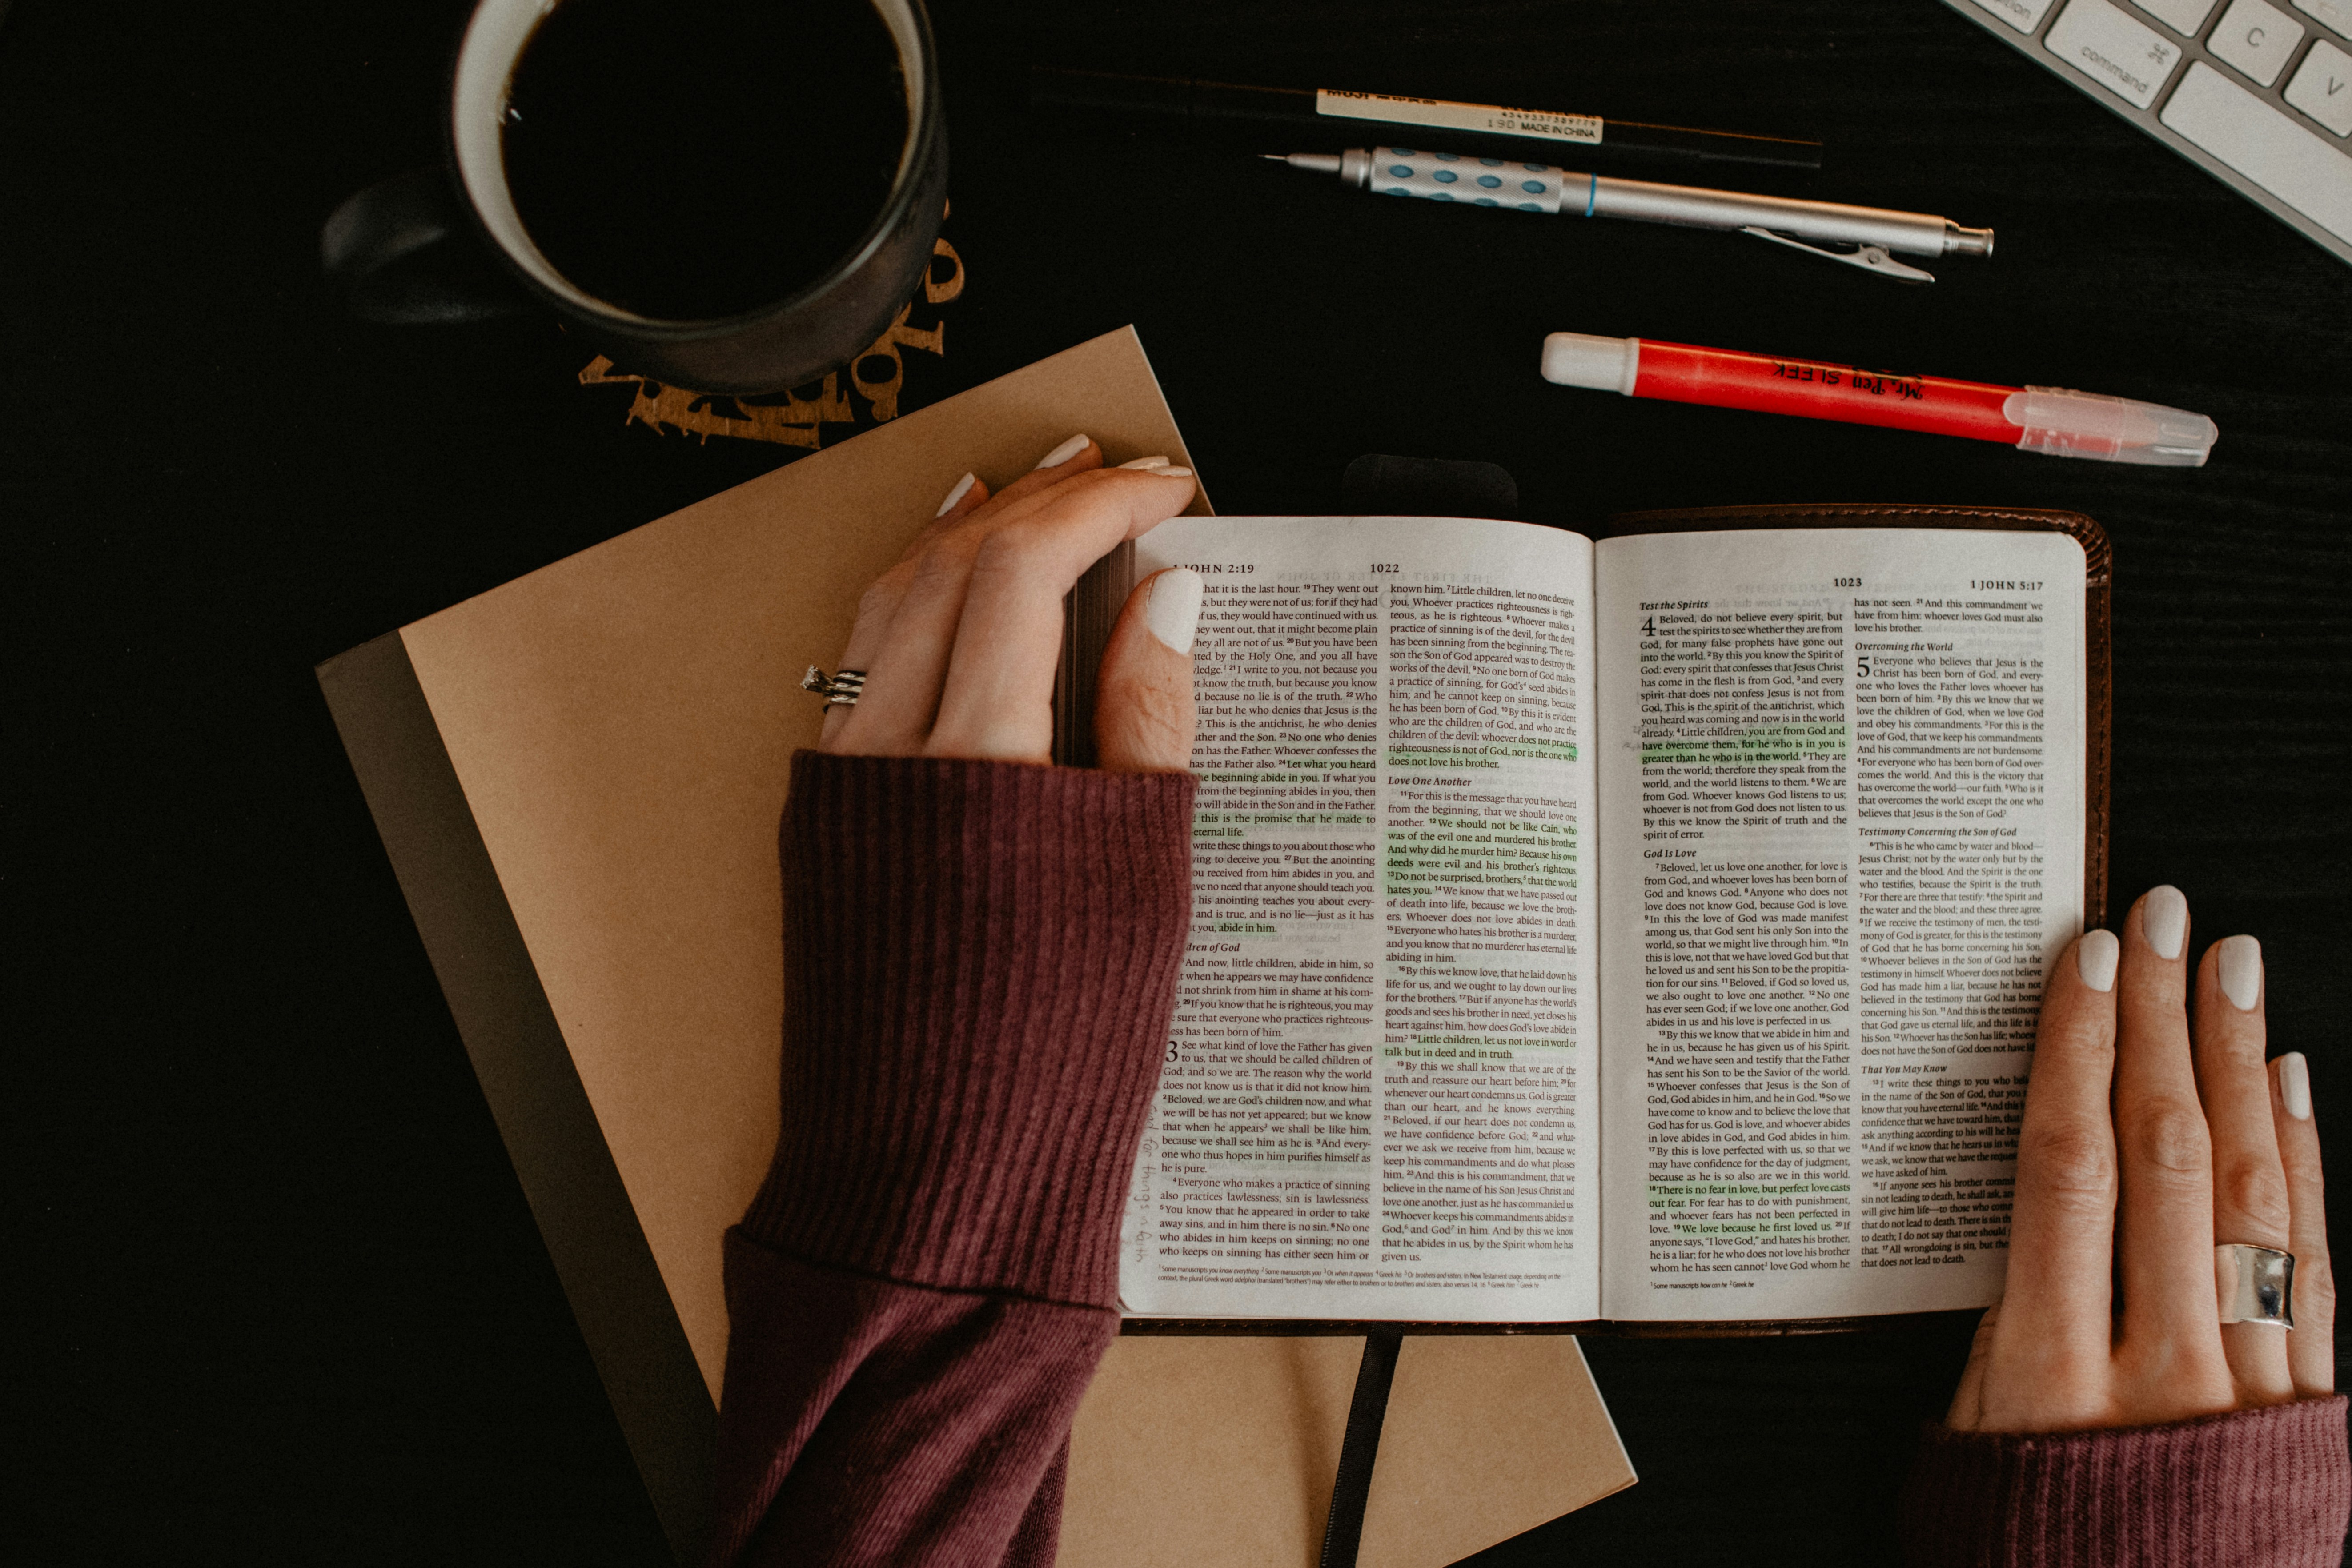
[1267,148,1992,279]
[1364,147,1570,212]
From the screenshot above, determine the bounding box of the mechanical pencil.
[1540,333,2218,465]
[1032,67,1822,172]
[1272,148,1990,281]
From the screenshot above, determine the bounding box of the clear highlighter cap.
[2003,386,2218,467]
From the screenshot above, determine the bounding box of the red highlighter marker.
[1541,333,2217,467]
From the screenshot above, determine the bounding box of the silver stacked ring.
[801,666,867,706]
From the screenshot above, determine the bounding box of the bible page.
[1118,517,1600,1322]
[1596,528,2084,1322]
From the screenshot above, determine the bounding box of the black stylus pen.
[1030,68,1823,173]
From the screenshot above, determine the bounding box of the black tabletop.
[13,0,2351,1562]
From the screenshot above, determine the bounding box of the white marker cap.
[1540,332,1639,395]
[2003,387,2217,467]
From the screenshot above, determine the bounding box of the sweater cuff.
[742,751,1196,1311]
[1902,1396,2351,1567]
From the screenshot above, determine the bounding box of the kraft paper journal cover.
[1061,1335,1633,1568]
[317,327,1638,1564]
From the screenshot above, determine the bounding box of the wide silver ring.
[801,666,867,707]
[2216,1243,2295,1328]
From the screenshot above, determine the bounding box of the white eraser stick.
[1541,333,1640,394]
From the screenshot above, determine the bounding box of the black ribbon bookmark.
[1318,1328,1405,1568]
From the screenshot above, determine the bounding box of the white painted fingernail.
[1152,466,1194,479]
[934,471,976,517]
[2218,934,2262,1011]
[2077,929,2119,992]
[1034,433,1090,469]
[1117,454,1172,470]
[1146,567,1203,656]
[2280,1053,2312,1120]
[2143,885,2188,961]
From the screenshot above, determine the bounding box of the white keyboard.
[1941,0,2352,264]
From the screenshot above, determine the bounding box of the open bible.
[1070,505,2109,1330]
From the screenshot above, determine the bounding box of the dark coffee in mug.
[500,0,909,322]
[323,0,944,393]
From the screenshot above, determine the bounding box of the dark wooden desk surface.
[11,0,2349,1561]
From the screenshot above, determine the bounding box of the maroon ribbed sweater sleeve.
[1901,1396,2351,1567]
[708,752,1195,1568]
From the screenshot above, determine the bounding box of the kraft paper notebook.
[317,328,1644,1566]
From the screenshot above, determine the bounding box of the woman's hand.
[818,433,1202,770]
[1947,885,2332,1432]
